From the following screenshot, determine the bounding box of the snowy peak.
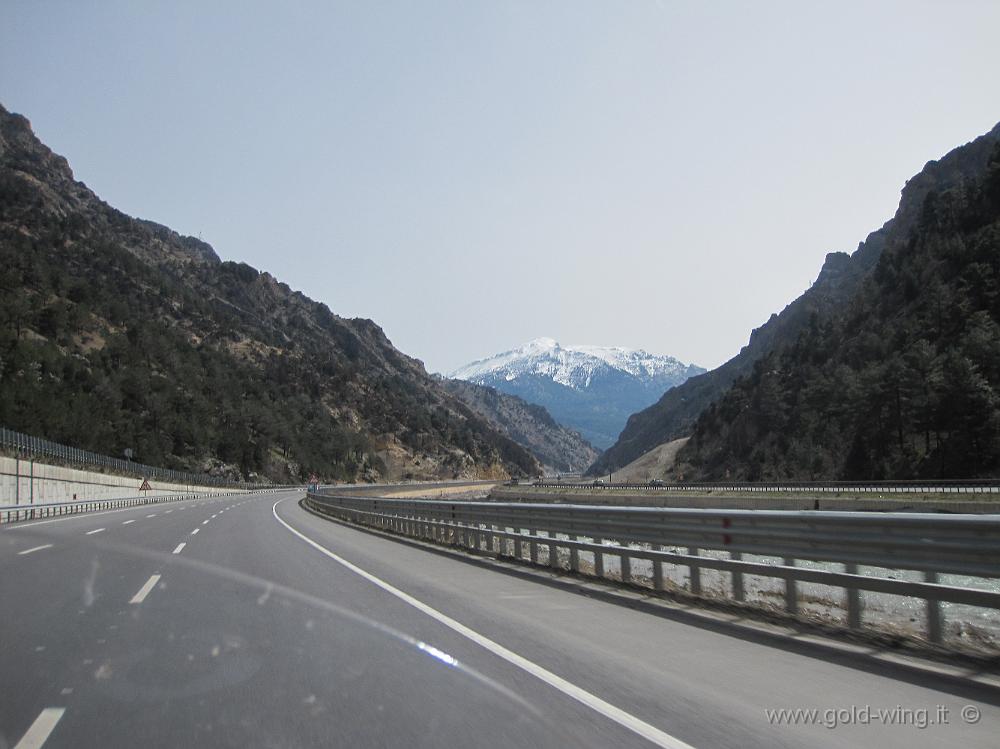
[450,339,696,391]
[449,339,705,449]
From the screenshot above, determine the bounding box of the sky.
[3,2,999,374]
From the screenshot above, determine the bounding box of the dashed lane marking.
[17,544,53,556]
[129,574,161,604]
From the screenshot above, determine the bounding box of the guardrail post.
[549,534,559,569]
[925,571,943,643]
[620,548,631,584]
[688,547,701,595]
[653,547,664,591]
[731,551,744,602]
[529,531,539,564]
[784,558,798,614]
[844,563,862,629]
[514,531,523,561]
[570,540,579,573]
[594,538,604,579]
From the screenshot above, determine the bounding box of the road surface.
[1,490,997,748]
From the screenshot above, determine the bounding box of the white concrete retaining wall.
[0,455,236,504]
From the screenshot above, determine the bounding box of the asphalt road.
[1,489,997,748]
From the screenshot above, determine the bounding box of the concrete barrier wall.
[1,455,233,504]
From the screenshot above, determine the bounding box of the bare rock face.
[0,102,539,482]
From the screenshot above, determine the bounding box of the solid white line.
[14,707,65,749]
[17,544,53,556]
[129,574,161,604]
[85,528,105,535]
[172,542,186,555]
[191,528,199,535]
[122,519,136,525]
[271,500,693,749]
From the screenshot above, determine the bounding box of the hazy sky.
[3,2,999,374]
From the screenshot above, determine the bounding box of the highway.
[1,489,997,748]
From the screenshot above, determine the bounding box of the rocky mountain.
[0,103,540,483]
[591,122,1000,477]
[441,378,599,474]
[450,338,704,449]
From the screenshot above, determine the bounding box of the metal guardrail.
[305,492,1000,645]
[533,479,1000,494]
[1,486,300,525]
[1,493,218,524]
[0,426,266,489]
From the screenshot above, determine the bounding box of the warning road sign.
[139,478,151,492]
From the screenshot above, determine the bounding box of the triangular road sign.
[139,478,151,492]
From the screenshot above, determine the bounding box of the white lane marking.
[18,544,53,556]
[129,574,161,604]
[146,514,157,518]
[172,543,186,555]
[85,528,105,535]
[202,519,210,525]
[272,500,693,749]
[122,520,136,525]
[165,510,173,514]
[191,528,200,535]
[14,707,65,749]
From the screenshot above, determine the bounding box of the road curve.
[0,490,996,748]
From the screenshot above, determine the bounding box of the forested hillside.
[442,378,598,473]
[679,130,1000,479]
[0,104,539,482]
[594,120,1000,478]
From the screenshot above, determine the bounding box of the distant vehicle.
[649,478,664,487]
[592,479,605,486]
[505,478,520,486]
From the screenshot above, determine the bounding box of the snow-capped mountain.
[450,339,705,449]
